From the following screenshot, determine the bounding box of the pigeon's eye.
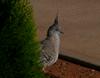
[55,28,59,31]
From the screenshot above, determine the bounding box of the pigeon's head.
[47,15,63,37]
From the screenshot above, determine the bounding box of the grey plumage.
[40,15,62,70]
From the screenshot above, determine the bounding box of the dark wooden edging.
[59,54,100,71]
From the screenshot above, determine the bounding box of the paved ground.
[46,59,100,78]
[32,0,100,65]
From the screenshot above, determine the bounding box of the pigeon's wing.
[40,39,55,66]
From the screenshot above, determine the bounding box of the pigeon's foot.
[42,66,48,73]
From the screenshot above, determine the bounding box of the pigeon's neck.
[50,33,60,53]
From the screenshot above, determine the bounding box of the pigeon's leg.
[42,66,48,73]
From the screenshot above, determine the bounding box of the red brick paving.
[46,59,100,78]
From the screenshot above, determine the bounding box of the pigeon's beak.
[57,28,64,34]
[60,31,64,34]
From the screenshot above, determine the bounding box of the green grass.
[0,0,47,78]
